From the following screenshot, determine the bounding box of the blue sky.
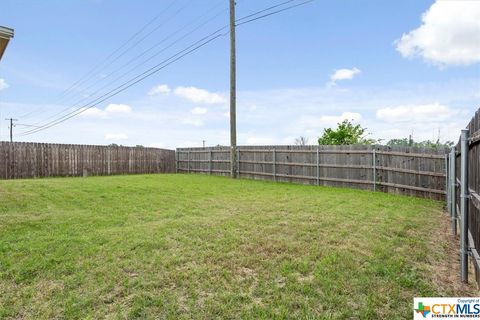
[0,0,479,148]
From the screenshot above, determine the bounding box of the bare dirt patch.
[429,208,478,296]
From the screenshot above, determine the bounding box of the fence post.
[460,129,470,283]
[209,150,212,175]
[445,154,450,213]
[272,148,276,182]
[316,146,320,186]
[236,148,240,176]
[175,150,178,174]
[187,151,190,174]
[450,147,457,235]
[372,148,376,192]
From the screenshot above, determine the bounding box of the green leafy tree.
[318,119,375,145]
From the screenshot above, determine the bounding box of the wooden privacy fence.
[447,107,480,285]
[176,145,447,200]
[0,142,175,179]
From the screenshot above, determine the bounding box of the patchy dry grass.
[0,174,476,319]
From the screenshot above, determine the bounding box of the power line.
[19,0,313,136]
[21,0,227,124]
[34,3,229,125]
[19,0,292,126]
[235,0,297,23]
[18,0,314,136]
[17,0,188,120]
[236,0,314,27]
[67,2,227,104]
[18,31,228,136]
[59,0,183,99]
[24,26,229,131]
[16,123,43,128]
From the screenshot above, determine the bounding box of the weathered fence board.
[0,142,175,179]
[177,145,447,200]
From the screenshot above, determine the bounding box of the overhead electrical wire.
[59,0,184,98]
[236,0,314,26]
[17,0,188,120]
[18,0,313,136]
[15,124,43,128]
[66,2,227,104]
[26,1,229,126]
[18,0,314,137]
[18,31,227,136]
[235,0,297,23]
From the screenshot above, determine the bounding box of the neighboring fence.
[0,142,175,179]
[447,108,480,285]
[176,145,447,200]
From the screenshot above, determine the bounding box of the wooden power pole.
[5,118,17,143]
[229,0,237,178]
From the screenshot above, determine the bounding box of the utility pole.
[229,0,237,178]
[5,118,17,142]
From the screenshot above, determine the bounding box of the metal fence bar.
[209,150,212,175]
[450,147,457,235]
[187,151,190,174]
[272,148,276,182]
[316,146,320,186]
[237,148,240,176]
[445,154,449,214]
[460,129,470,283]
[373,149,376,192]
[175,150,178,174]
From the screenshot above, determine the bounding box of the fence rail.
[0,142,175,179]
[177,145,447,200]
[447,107,480,285]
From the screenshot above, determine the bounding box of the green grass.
[0,174,458,319]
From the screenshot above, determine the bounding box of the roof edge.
[0,26,14,39]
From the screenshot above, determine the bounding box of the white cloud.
[9,79,476,148]
[329,68,361,86]
[105,103,132,114]
[319,112,362,125]
[376,103,454,123]
[298,112,362,130]
[105,133,128,141]
[182,118,204,126]
[174,86,226,104]
[148,84,171,96]
[191,107,208,115]
[81,107,104,117]
[0,78,9,90]
[395,0,480,66]
[291,112,363,144]
[246,135,276,145]
[80,104,131,118]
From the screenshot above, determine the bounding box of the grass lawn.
[0,174,475,319]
